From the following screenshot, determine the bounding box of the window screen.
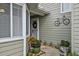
[13,4,23,37]
[0,3,10,38]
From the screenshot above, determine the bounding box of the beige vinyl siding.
[72,3,79,53]
[39,3,71,44]
[0,40,23,56]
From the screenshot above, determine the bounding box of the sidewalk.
[40,45,60,56]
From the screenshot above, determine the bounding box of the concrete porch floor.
[40,45,60,56]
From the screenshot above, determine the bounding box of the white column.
[10,3,13,39]
[23,4,26,56]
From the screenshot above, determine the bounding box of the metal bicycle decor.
[63,16,70,25]
[54,15,70,26]
[54,18,61,26]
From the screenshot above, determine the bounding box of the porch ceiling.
[27,3,49,17]
[30,9,49,17]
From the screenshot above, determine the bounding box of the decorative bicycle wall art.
[54,15,70,26]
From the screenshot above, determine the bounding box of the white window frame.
[0,3,26,42]
[61,3,72,13]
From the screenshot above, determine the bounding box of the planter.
[31,44,41,48]
[33,48,41,54]
[59,40,70,56]
[59,46,69,56]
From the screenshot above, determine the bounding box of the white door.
[30,18,39,40]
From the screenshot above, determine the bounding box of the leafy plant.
[27,36,37,45]
[60,40,70,47]
[27,36,41,48]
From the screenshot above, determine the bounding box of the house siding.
[72,3,79,53]
[39,3,71,45]
[0,40,24,56]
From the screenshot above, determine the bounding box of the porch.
[26,3,71,56]
[0,3,73,56]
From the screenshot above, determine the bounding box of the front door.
[30,18,39,40]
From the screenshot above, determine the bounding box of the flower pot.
[60,46,69,56]
[33,48,41,54]
[31,44,41,48]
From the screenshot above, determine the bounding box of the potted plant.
[59,40,70,56]
[27,36,41,54]
[31,39,41,54]
[31,39,41,48]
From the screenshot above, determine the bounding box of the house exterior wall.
[0,40,24,56]
[39,3,71,45]
[72,3,79,53]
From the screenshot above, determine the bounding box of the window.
[61,3,72,13]
[0,3,25,39]
[0,3,10,38]
[13,4,23,37]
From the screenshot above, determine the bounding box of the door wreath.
[32,21,37,29]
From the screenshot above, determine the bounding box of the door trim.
[37,18,39,40]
